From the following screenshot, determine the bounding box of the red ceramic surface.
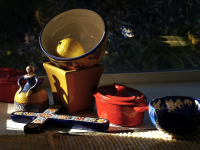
[94,84,149,126]
[0,68,26,103]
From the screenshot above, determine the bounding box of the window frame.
[41,69,200,87]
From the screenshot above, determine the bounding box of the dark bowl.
[149,96,200,139]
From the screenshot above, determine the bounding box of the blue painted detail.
[11,113,36,123]
[11,105,110,134]
[18,76,42,93]
[149,96,200,139]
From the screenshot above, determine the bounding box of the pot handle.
[134,105,149,112]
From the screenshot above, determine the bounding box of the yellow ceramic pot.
[43,62,104,114]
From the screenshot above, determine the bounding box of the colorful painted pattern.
[13,105,109,129]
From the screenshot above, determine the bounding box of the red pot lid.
[0,68,26,85]
[95,83,147,104]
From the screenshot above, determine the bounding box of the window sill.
[1,70,200,135]
[40,69,200,132]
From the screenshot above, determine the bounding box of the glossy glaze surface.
[11,105,109,134]
[43,62,104,114]
[39,9,107,70]
[94,84,148,126]
[95,84,146,103]
[14,66,49,112]
[149,96,200,139]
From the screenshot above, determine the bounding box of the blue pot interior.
[150,96,200,114]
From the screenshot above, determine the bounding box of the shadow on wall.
[52,75,69,108]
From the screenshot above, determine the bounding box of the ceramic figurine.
[11,105,110,134]
[14,66,49,112]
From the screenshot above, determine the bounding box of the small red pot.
[94,84,149,126]
[0,68,26,103]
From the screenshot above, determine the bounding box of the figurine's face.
[26,67,31,73]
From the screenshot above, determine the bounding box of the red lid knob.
[114,83,126,96]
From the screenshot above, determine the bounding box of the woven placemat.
[0,130,200,150]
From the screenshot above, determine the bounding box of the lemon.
[55,38,85,58]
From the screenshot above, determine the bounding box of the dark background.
[1,0,200,75]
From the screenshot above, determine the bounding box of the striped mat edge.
[0,130,200,150]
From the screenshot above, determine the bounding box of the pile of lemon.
[55,38,85,58]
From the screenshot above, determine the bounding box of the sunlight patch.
[6,119,25,131]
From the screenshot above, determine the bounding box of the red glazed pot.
[0,68,26,103]
[94,84,149,126]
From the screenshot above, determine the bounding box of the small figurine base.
[14,89,49,112]
[43,62,104,114]
[11,105,110,134]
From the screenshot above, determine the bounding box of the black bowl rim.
[149,95,200,115]
[39,8,107,61]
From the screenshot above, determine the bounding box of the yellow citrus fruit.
[55,38,85,58]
